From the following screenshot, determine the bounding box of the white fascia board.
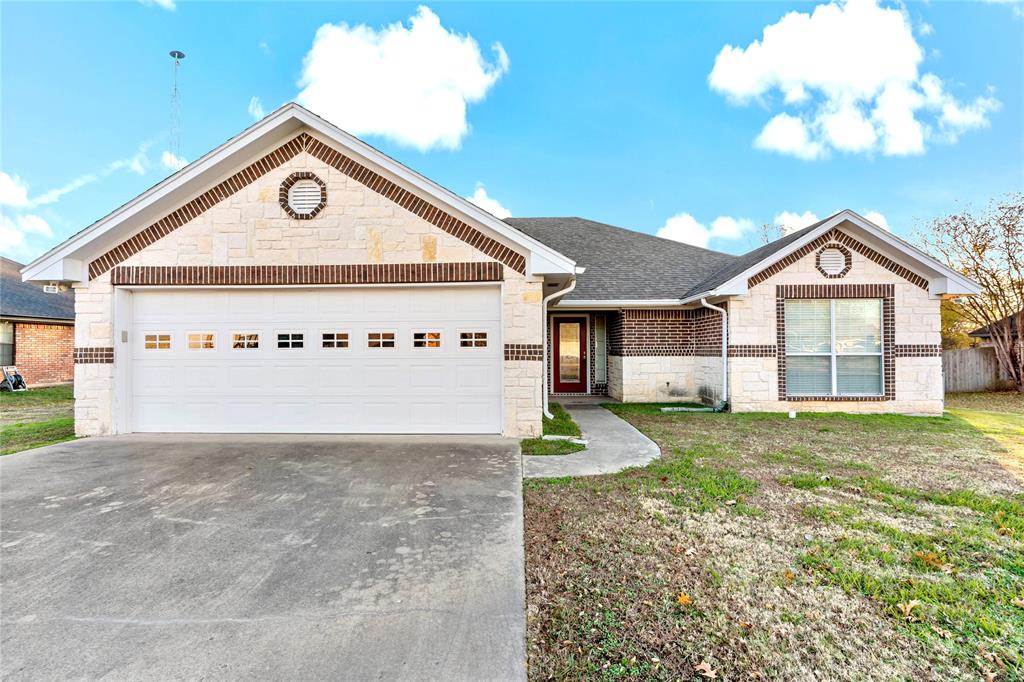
[21,258,84,283]
[552,299,686,309]
[22,103,575,282]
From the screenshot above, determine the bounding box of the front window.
[785,299,882,396]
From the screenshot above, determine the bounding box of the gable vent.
[818,247,846,275]
[288,180,323,215]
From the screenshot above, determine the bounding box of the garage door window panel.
[187,333,215,350]
[277,332,304,349]
[144,333,172,350]
[459,331,489,348]
[322,331,350,349]
[368,331,396,349]
[413,331,442,349]
[231,332,260,350]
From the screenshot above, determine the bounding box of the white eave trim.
[552,298,687,309]
[22,103,576,282]
[680,209,981,302]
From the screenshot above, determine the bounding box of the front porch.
[546,308,726,405]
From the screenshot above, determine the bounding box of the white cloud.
[139,0,175,10]
[0,172,31,207]
[774,210,820,234]
[709,0,999,159]
[160,151,188,171]
[657,213,754,248]
[465,183,511,218]
[296,6,510,151]
[0,212,52,260]
[248,96,266,121]
[863,210,890,231]
[918,21,934,37]
[258,40,272,55]
[755,113,823,160]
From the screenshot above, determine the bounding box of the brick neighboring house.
[20,103,978,437]
[1,257,75,386]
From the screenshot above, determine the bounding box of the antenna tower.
[169,50,186,162]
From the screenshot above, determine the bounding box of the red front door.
[553,317,588,393]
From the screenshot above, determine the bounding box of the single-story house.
[21,104,979,437]
[1,256,75,386]
[969,311,1020,347]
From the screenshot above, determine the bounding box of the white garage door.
[129,286,502,434]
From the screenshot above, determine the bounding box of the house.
[969,312,1020,347]
[21,104,978,437]
[1,257,75,386]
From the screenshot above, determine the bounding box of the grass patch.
[0,417,77,455]
[0,384,73,406]
[525,406,1024,680]
[521,437,586,456]
[543,402,582,437]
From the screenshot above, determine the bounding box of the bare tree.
[917,193,1024,391]
[758,222,782,245]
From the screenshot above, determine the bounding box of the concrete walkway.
[523,405,661,478]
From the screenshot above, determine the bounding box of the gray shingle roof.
[506,217,739,302]
[1,257,75,321]
[506,215,834,302]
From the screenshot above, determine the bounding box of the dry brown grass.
[524,404,1024,681]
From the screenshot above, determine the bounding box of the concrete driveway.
[0,434,525,681]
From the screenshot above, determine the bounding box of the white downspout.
[699,297,728,409]
[542,277,578,419]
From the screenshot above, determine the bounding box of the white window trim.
[367,330,397,350]
[785,299,884,397]
[593,314,607,384]
[319,329,351,350]
[275,330,306,350]
[230,331,261,351]
[143,331,173,351]
[185,331,216,351]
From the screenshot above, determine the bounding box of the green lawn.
[0,385,76,455]
[525,397,1024,680]
[521,402,586,456]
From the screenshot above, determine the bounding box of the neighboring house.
[1,256,75,386]
[21,104,978,437]
[969,312,1020,347]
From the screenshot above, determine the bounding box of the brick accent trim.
[110,262,502,286]
[748,229,929,289]
[815,243,852,278]
[505,343,543,361]
[279,171,327,219]
[894,344,942,357]
[74,347,114,363]
[89,133,527,278]
[607,306,726,357]
[728,344,777,357]
[776,284,895,402]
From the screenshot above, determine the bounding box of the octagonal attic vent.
[815,244,852,278]
[279,172,327,219]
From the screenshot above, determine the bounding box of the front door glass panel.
[558,322,581,382]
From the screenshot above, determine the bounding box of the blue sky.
[2,0,1022,263]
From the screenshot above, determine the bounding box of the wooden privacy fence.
[943,346,1011,393]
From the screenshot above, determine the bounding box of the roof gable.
[682,210,980,300]
[23,104,575,283]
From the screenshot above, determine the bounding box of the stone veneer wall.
[72,129,544,437]
[727,229,942,414]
